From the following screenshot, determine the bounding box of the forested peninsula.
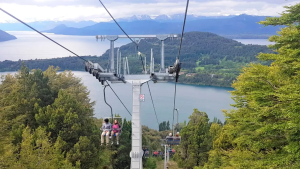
[0,32,272,87]
[0,30,17,42]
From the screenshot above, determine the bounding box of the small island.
[0,30,17,42]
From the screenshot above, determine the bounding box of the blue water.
[0,71,234,130]
[234,39,274,45]
[0,31,130,61]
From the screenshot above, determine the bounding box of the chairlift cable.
[140,55,145,72]
[172,83,178,135]
[146,82,160,128]
[177,0,190,60]
[98,0,147,73]
[103,83,114,120]
[0,8,88,62]
[98,0,138,48]
[105,80,132,116]
[172,0,190,135]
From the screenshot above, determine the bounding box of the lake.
[0,31,130,61]
[0,71,234,130]
[0,31,272,61]
[234,39,274,45]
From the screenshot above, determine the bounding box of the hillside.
[0,32,272,87]
[0,30,17,42]
[100,31,272,87]
[44,15,280,38]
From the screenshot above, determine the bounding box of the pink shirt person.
[112,124,120,133]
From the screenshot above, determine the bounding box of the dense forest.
[0,31,272,87]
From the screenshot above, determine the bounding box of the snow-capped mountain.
[116,14,235,23]
[154,14,172,21]
[116,15,152,22]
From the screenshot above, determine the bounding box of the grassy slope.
[156,160,182,169]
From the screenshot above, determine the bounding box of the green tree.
[174,109,212,169]
[0,66,103,169]
[144,158,157,169]
[203,3,300,168]
[2,127,77,169]
[159,121,171,131]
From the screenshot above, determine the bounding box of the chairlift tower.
[156,35,169,73]
[96,34,178,74]
[106,35,119,73]
[87,34,181,169]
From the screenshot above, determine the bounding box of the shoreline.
[0,70,234,89]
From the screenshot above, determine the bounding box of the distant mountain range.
[43,14,280,38]
[0,21,97,31]
[0,14,232,31]
[0,14,269,33]
[115,14,235,22]
[0,30,17,42]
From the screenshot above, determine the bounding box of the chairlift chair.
[142,146,150,158]
[165,136,181,145]
[160,136,181,146]
[101,116,124,138]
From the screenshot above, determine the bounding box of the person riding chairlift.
[111,119,120,145]
[174,132,180,140]
[101,118,112,146]
[166,133,173,141]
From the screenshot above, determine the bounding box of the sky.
[0,0,299,23]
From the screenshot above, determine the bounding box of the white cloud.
[0,0,299,23]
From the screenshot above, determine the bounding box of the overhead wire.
[146,82,160,128]
[98,0,146,72]
[177,0,190,60]
[0,8,88,62]
[141,53,159,128]
[140,54,146,72]
[105,80,132,116]
[98,0,138,48]
[103,84,114,120]
[172,0,190,135]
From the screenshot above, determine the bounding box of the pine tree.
[203,3,300,168]
[174,109,212,169]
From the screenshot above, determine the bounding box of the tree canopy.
[174,109,212,169]
[201,3,300,168]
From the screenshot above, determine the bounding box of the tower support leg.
[130,81,144,169]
